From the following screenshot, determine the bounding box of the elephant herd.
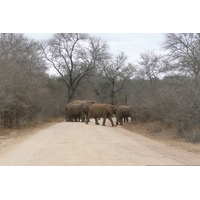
[65,100,135,127]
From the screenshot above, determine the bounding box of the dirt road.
[0,119,200,166]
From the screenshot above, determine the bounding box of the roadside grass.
[0,117,65,140]
[123,121,200,153]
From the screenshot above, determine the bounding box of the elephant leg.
[85,114,90,124]
[126,117,129,123]
[119,117,123,126]
[85,114,90,122]
[116,115,119,126]
[85,116,89,124]
[69,116,73,122]
[107,115,114,127]
[102,117,106,126]
[81,114,85,122]
[102,111,108,126]
[74,116,77,122]
[95,118,100,125]
[83,114,86,122]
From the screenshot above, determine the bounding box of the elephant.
[68,100,96,105]
[65,103,86,122]
[65,100,96,122]
[115,105,135,126]
[85,103,117,127]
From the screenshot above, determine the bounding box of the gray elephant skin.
[86,103,117,127]
[65,100,96,122]
[115,106,134,126]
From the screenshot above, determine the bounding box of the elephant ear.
[85,104,90,109]
[105,105,116,115]
[112,105,118,114]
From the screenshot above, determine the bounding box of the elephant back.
[66,99,96,109]
[89,103,116,117]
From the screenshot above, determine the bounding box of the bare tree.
[0,33,48,127]
[163,33,200,77]
[40,33,109,102]
[101,52,135,105]
[138,50,164,84]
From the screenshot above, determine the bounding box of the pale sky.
[92,33,165,62]
[25,33,165,64]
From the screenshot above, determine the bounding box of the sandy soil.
[0,119,200,166]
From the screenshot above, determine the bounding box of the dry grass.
[123,121,200,153]
[0,117,65,140]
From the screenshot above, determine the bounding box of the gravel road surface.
[0,120,200,166]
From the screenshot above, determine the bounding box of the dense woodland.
[1,33,200,142]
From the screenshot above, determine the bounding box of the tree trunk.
[67,88,74,103]
[125,96,128,106]
[110,90,115,105]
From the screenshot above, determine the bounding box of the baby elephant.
[115,105,134,126]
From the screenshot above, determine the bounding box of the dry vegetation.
[1,33,200,144]
[123,122,200,153]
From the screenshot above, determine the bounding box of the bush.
[189,130,200,143]
[129,76,200,142]
[0,33,66,129]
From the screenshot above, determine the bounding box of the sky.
[25,33,165,75]
[25,33,165,63]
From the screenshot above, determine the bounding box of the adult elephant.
[85,103,117,127]
[65,100,96,122]
[115,105,135,126]
[69,100,96,105]
[65,103,87,122]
